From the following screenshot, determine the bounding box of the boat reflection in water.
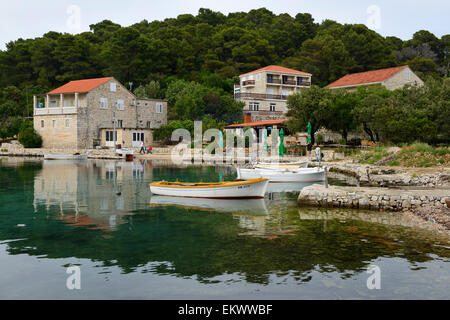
[266,181,324,194]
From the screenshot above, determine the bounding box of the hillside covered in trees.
[0,7,449,141]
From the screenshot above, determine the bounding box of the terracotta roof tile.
[48,77,114,94]
[240,65,311,77]
[327,66,408,88]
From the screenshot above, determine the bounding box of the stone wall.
[298,184,449,213]
[383,66,424,90]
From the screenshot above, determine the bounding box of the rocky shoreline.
[298,184,450,231]
[310,161,450,187]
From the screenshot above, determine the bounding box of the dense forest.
[0,8,449,143]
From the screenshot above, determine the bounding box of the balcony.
[34,106,77,115]
[234,92,288,101]
[242,80,255,86]
[267,78,311,86]
[267,78,282,84]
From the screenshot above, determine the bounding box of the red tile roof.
[225,119,287,128]
[240,65,311,77]
[48,77,113,94]
[327,66,408,88]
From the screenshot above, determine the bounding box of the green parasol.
[279,128,285,157]
[307,122,312,144]
[219,131,224,149]
[263,129,268,152]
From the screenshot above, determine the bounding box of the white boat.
[236,167,326,183]
[150,196,268,215]
[150,178,269,199]
[43,153,87,160]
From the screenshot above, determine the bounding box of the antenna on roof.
[129,82,133,92]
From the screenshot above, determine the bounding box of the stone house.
[234,65,312,122]
[33,77,167,150]
[327,65,423,91]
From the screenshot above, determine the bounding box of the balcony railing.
[267,78,282,84]
[34,106,77,115]
[235,92,288,100]
[242,80,255,86]
[267,78,311,86]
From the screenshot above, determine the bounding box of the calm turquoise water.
[0,157,449,299]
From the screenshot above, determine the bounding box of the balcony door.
[132,132,145,147]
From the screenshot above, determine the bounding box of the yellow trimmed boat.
[149,178,269,199]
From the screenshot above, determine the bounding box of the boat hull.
[237,167,326,183]
[43,153,87,160]
[150,178,269,199]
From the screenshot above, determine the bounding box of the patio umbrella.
[279,128,285,157]
[263,129,268,152]
[219,131,224,149]
[307,122,312,144]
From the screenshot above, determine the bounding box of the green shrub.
[18,127,42,148]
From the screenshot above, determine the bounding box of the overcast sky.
[0,0,449,50]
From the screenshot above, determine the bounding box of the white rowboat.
[43,153,87,160]
[236,167,326,183]
[149,178,269,199]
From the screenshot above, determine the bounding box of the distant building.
[327,65,423,91]
[234,65,312,123]
[33,77,167,150]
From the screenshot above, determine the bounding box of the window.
[50,100,57,108]
[249,102,259,111]
[156,103,163,113]
[65,119,70,127]
[405,70,410,81]
[256,73,260,80]
[41,120,44,128]
[155,121,161,128]
[297,77,303,85]
[106,131,117,142]
[52,120,56,128]
[117,120,123,128]
[133,132,144,142]
[270,103,276,112]
[110,82,116,92]
[117,99,124,111]
[267,74,273,83]
[100,98,108,109]
[146,121,151,128]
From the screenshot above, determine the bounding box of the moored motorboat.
[236,167,326,183]
[149,178,269,199]
[43,153,87,160]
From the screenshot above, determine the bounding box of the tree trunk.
[342,129,348,144]
[363,122,375,142]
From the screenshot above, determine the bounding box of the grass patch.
[335,147,361,157]
[359,146,391,164]
[397,142,449,167]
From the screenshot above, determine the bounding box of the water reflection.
[0,158,449,298]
